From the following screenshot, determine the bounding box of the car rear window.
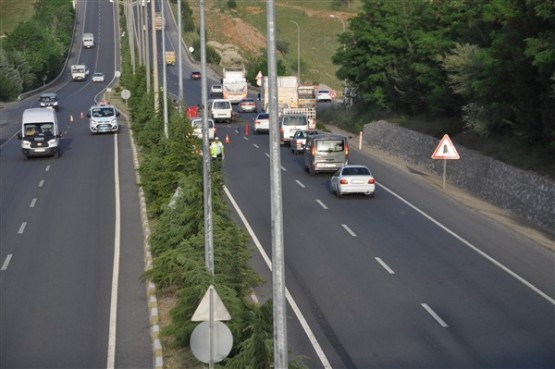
[282,116,307,126]
[342,167,370,176]
[257,113,269,119]
[316,139,345,152]
[214,101,230,109]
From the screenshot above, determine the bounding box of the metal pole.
[143,1,151,92]
[199,0,214,367]
[151,0,159,112]
[161,0,168,138]
[289,20,300,83]
[177,0,183,111]
[269,1,288,368]
[126,0,137,73]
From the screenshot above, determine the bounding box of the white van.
[82,33,94,48]
[18,107,61,159]
[191,118,215,140]
[208,99,232,123]
[87,101,120,134]
[280,114,309,146]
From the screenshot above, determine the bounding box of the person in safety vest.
[210,136,224,160]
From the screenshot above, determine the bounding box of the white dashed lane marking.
[341,224,357,237]
[295,179,305,188]
[39,180,45,188]
[18,222,27,234]
[1,254,12,271]
[421,303,449,328]
[316,199,328,210]
[30,198,37,208]
[375,257,395,274]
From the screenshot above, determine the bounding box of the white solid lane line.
[342,224,357,237]
[295,179,306,188]
[378,181,555,306]
[375,257,395,274]
[1,254,13,271]
[421,303,449,328]
[223,185,333,369]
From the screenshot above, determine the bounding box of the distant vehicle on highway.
[280,114,309,146]
[253,112,269,134]
[330,165,376,198]
[190,71,201,80]
[316,89,333,102]
[92,72,105,82]
[210,84,223,97]
[87,101,120,134]
[39,92,59,111]
[237,98,257,113]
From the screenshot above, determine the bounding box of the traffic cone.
[70,114,74,123]
[225,134,230,144]
[244,123,249,136]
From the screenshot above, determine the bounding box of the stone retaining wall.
[363,120,555,232]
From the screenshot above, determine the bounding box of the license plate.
[352,180,365,184]
[322,163,335,167]
[34,148,46,152]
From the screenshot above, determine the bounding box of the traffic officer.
[210,136,224,161]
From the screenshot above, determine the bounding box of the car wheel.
[369,193,375,198]
[308,166,315,176]
[23,155,28,161]
[54,149,60,158]
[336,189,342,198]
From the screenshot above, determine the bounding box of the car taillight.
[345,144,349,156]
[339,178,349,184]
[368,178,375,184]
[311,145,316,156]
[255,120,260,125]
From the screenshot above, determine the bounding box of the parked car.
[253,112,269,134]
[238,98,257,113]
[210,84,223,96]
[317,89,333,102]
[92,72,105,82]
[191,118,215,140]
[290,130,319,154]
[330,165,376,198]
[190,71,201,80]
[38,92,59,111]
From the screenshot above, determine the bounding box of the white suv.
[210,84,223,97]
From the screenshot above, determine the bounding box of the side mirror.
[17,131,22,140]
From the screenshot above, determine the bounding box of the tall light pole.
[289,20,300,82]
[330,14,347,88]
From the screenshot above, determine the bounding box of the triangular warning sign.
[432,134,460,160]
[191,285,231,322]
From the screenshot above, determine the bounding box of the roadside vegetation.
[0,0,74,101]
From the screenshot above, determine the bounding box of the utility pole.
[289,20,300,82]
[177,0,183,111]
[268,1,288,367]
[151,0,159,112]
[161,0,168,138]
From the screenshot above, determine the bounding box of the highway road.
[2,0,553,368]
[154,2,555,367]
[0,1,151,368]
[214,120,555,368]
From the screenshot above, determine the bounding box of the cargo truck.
[82,33,94,48]
[155,13,164,30]
[165,51,176,65]
[71,65,88,81]
[222,67,248,104]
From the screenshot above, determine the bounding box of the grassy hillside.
[187,0,361,92]
[0,0,37,35]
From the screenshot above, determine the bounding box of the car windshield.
[91,107,116,118]
[342,167,370,176]
[319,90,329,94]
[40,95,56,102]
[316,139,344,152]
[257,114,269,119]
[23,122,54,137]
[282,116,307,126]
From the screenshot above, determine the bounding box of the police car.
[87,100,120,134]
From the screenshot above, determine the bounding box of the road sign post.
[431,134,460,189]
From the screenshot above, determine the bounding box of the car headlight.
[22,141,31,148]
[48,138,57,145]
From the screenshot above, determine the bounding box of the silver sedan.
[330,165,376,198]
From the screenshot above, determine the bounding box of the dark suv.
[39,92,59,111]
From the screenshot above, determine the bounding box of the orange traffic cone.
[244,123,249,136]
[70,114,74,123]
[225,134,230,144]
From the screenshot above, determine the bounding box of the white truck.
[71,64,88,81]
[82,33,94,48]
[261,75,317,129]
[222,67,248,104]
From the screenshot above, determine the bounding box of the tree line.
[333,0,555,151]
[0,0,74,101]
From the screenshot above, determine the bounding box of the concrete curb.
[127,120,164,369]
